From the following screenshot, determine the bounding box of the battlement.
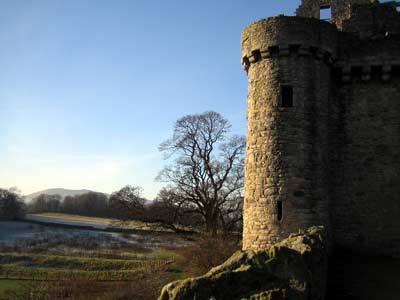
[343,1,400,38]
[335,59,400,82]
[242,44,336,73]
[296,0,400,33]
[296,0,372,28]
[241,16,337,72]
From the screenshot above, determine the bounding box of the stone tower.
[242,0,400,254]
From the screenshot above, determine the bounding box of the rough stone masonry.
[242,0,400,255]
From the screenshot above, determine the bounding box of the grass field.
[0,218,239,299]
[0,220,190,300]
[0,280,26,298]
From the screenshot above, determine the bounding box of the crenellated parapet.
[242,17,338,58]
[241,16,338,75]
[335,59,400,82]
[242,44,337,73]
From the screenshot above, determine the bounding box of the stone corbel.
[260,49,270,59]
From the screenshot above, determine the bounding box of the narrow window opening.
[320,6,332,21]
[277,201,283,221]
[281,86,293,107]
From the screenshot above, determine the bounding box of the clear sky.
[0,0,299,199]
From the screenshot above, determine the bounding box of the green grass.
[0,240,186,282]
[0,280,28,298]
[0,252,143,270]
[0,250,183,280]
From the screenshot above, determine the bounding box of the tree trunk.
[205,214,218,236]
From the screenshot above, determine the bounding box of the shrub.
[178,233,241,276]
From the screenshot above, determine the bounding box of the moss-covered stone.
[158,226,327,300]
[249,288,286,300]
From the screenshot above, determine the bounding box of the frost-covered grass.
[25,213,166,231]
[31,213,117,223]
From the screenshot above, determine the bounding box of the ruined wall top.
[342,1,400,38]
[296,0,397,29]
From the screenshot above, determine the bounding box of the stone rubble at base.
[158,226,327,300]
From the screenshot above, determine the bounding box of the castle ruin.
[158,2,400,298]
[242,0,400,255]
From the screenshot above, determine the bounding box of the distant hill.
[24,188,98,201]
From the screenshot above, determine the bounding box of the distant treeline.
[28,192,110,217]
[0,189,26,220]
[27,186,203,233]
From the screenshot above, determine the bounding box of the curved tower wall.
[241,17,338,251]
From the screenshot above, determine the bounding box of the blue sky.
[0,0,299,198]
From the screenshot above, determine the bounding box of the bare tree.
[157,111,245,235]
[148,187,203,233]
